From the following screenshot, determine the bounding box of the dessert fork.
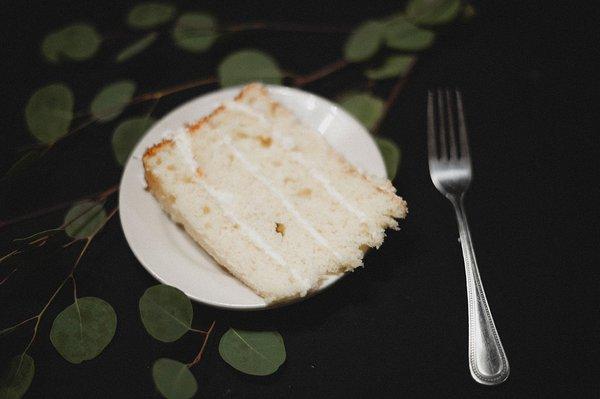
[427,89,510,385]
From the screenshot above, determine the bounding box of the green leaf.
[375,137,401,180]
[218,329,286,376]
[339,93,384,130]
[127,2,176,29]
[172,13,218,53]
[41,24,102,63]
[90,80,137,122]
[218,49,282,87]
[64,201,107,239]
[384,16,435,51]
[406,0,462,25]
[344,20,385,62]
[115,32,158,63]
[139,284,192,342]
[0,354,34,399]
[152,358,197,399]
[50,297,117,364]
[365,55,416,80]
[25,83,74,144]
[3,149,44,180]
[41,32,62,63]
[112,117,155,165]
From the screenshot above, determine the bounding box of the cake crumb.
[275,223,286,236]
[259,136,272,147]
[203,206,210,214]
[297,188,312,197]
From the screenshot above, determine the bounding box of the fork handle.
[452,197,510,385]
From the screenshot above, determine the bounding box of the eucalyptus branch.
[294,59,349,87]
[0,184,118,231]
[1,206,118,354]
[187,320,216,368]
[225,21,351,34]
[371,57,419,135]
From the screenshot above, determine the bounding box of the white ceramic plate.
[119,85,386,310]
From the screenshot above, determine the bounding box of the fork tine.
[437,89,447,159]
[445,88,457,159]
[427,90,437,159]
[455,89,470,159]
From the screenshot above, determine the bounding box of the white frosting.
[224,101,269,125]
[223,138,343,263]
[289,152,367,221]
[172,130,299,282]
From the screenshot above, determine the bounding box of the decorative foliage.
[139,285,193,342]
[218,49,283,87]
[116,32,158,63]
[3,1,473,396]
[41,24,102,63]
[406,0,462,25]
[172,13,218,53]
[339,93,385,130]
[49,297,117,364]
[0,355,34,399]
[375,137,401,180]
[64,201,107,239]
[152,359,198,399]
[25,83,74,144]
[384,16,435,50]
[366,55,415,80]
[112,117,156,165]
[218,329,286,376]
[127,2,177,29]
[91,81,137,122]
[344,21,385,62]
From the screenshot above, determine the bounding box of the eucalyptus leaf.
[90,80,137,122]
[50,297,117,364]
[344,20,385,62]
[218,329,286,376]
[406,0,462,25]
[115,32,158,63]
[112,117,155,165]
[139,284,192,342]
[4,149,44,180]
[41,24,102,62]
[127,2,176,29]
[64,201,107,239]
[41,32,62,63]
[0,354,34,399]
[339,93,385,130]
[384,16,435,51]
[375,137,401,180]
[25,83,74,144]
[172,13,218,53]
[152,358,197,399]
[218,49,282,87]
[365,55,416,80]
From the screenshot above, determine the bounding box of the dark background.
[1,0,598,398]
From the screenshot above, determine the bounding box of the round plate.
[119,85,386,310]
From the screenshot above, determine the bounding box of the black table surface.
[1,1,598,398]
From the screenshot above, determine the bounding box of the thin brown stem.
[0,184,118,231]
[294,59,349,87]
[371,57,418,135]
[189,327,209,334]
[0,249,21,263]
[187,321,216,368]
[47,117,97,150]
[226,21,351,34]
[0,268,17,285]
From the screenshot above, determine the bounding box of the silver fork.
[427,89,510,385]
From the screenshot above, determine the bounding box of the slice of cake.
[143,83,407,303]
